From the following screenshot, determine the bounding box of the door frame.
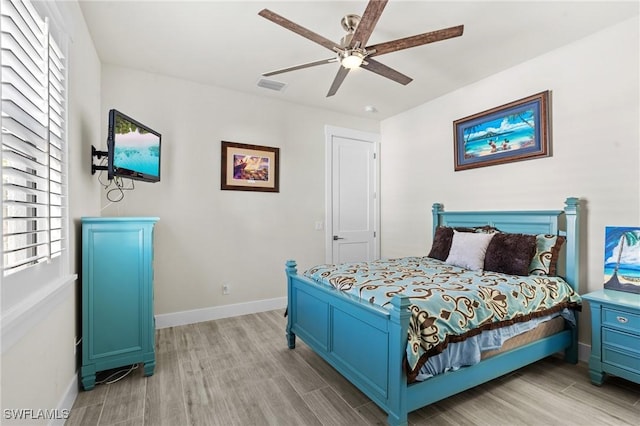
[324,125,380,263]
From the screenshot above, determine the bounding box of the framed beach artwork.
[221,141,280,192]
[604,226,640,294]
[453,91,551,171]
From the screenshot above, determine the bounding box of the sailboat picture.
[604,226,640,294]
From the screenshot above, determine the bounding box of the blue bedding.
[303,256,581,381]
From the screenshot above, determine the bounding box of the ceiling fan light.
[341,52,364,69]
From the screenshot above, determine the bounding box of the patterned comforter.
[303,256,582,381]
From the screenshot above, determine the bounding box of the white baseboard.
[154,297,287,329]
[578,341,591,363]
[50,372,78,426]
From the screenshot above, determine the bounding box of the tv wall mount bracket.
[91,145,109,175]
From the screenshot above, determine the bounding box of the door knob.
[333,235,345,240]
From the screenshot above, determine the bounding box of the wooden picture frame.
[453,91,551,171]
[221,141,279,192]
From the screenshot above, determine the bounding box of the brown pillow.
[428,226,487,261]
[484,233,537,276]
[428,227,455,261]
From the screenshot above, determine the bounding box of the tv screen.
[108,109,161,182]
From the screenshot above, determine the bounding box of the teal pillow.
[528,234,565,276]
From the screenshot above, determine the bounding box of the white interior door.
[325,126,379,264]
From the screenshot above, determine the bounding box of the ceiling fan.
[258,0,464,97]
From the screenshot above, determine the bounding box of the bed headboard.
[431,197,581,292]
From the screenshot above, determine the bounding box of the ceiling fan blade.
[367,25,464,57]
[351,0,388,48]
[259,9,340,52]
[327,66,350,97]
[263,58,338,77]
[361,58,412,85]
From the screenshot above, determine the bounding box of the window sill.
[1,273,77,354]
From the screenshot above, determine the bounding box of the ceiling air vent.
[257,78,287,92]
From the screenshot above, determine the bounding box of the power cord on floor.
[95,364,138,385]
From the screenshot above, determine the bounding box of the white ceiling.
[78,1,639,119]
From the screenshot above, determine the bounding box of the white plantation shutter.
[1,0,67,276]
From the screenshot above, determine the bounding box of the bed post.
[563,197,580,364]
[285,260,297,349]
[387,295,411,426]
[563,197,580,293]
[432,203,444,237]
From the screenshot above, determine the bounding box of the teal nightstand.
[80,217,159,390]
[583,289,640,386]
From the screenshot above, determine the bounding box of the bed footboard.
[285,260,411,425]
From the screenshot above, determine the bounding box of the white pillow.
[445,230,495,271]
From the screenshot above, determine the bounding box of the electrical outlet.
[222,283,230,295]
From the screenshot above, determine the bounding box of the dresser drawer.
[602,307,640,335]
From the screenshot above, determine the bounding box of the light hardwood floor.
[69,309,640,426]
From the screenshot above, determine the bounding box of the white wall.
[99,66,379,320]
[0,1,102,423]
[380,17,639,346]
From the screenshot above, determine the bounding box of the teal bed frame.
[285,197,580,425]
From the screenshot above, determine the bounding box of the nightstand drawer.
[602,328,640,375]
[603,308,640,335]
[602,346,640,373]
[603,328,640,354]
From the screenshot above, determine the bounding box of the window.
[1,0,67,277]
[1,0,72,349]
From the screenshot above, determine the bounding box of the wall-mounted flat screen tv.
[107,109,161,183]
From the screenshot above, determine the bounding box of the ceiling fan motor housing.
[340,15,361,47]
[341,14,361,33]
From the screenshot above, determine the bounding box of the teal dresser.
[583,289,640,386]
[81,217,159,390]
